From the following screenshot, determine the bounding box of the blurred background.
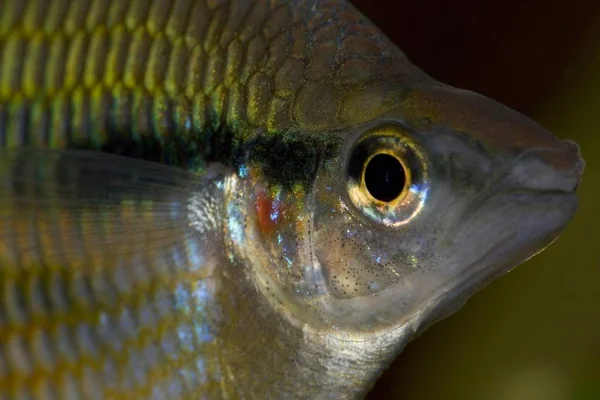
[350,1,600,399]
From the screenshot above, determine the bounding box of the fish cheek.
[315,225,406,299]
[310,169,411,301]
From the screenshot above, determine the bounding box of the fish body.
[0,1,585,399]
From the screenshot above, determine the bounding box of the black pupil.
[364,154,406,202]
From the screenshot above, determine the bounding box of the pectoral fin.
[0,149,225,276]
[0,149,230,397]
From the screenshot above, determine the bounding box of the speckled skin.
[0,1,584,399]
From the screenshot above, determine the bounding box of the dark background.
[348,1,600,399]
[354,0,599,117]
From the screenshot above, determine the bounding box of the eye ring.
[361,151,411,205]
[346,126,429,227]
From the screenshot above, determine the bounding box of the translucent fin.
[0,149,228,396]
[0,149,224,276]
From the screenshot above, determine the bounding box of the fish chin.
[405,189,578,335]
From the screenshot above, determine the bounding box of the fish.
[0,0,585,399]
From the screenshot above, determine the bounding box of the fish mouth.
[468,140,584,213]
[401,139,585,336]
[411,178,580,336]
[505,140,584,192]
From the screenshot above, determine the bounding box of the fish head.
[309,79,584,334]
[227,79,584,341]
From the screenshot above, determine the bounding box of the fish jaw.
[296,80,585,335]
[407,125,584,330]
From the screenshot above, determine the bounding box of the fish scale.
[0,0,413,163]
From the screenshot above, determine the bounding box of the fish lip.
[498,186,580,199]
[506,140,585,193]
[468,142,583,215]
[467,181,579,226]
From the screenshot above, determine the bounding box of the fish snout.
[504,140,584,194]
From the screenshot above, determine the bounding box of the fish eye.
[363,152,408,203]
[346,127,429,227]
